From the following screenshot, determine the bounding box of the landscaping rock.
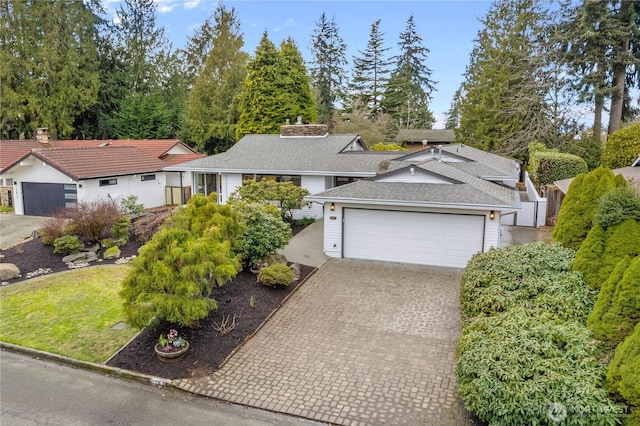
[262,253,287,267]
[103,246,121,260]
[290,262,301,280]
[0,263,21,280]
[62,251,98,263]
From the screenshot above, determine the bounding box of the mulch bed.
[0,224,314,380]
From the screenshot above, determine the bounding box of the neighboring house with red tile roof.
[0,138,204,216]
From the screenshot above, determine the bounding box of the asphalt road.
[0,350,320,426]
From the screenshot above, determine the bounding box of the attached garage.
[343,208,485,268]
[22,182,76,216]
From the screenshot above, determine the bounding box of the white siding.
[81,173,166,209]
[323,203,343,258]
[484,211,501,251]
[299,175,326,219]
[220,173,243,203]
[7,160,71,215]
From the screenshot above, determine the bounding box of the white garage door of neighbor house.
[343,209,485,268]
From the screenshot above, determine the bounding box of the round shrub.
[602,122,640,169]
[594,186,640,230]
[257,263,294,287]
[606,323,640,420]
[461,243,591,323]
[456,308,622,426]
[53,235,84,255]
[232,202,292,268]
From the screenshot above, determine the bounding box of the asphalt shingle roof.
[307,159,520,209]
[166,134,400,175]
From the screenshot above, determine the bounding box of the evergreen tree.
[456,0,556,158]
[552,167,621,250]
[277,38,317,125]
[606,323,640,422]
[349,19,392,119]
[588,255,640,345]
[183,4,248,153]
[382,14,436,132]
[235,33,316,139]
[0,0,99,139]
[308,13,348,125]
[445,87,463,130]
[120,194,243,328]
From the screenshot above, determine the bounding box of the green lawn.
[0,265,138,363]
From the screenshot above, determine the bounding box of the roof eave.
[305,195,517,211]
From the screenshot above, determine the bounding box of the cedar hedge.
[531,151,587,187]
[602,122,640,169]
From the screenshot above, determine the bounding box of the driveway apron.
[175,259,472,425]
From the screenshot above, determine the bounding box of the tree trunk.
[594,95,603,142]
[608,0,632,135]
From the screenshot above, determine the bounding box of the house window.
[99,178,117,186]
[242,174,301,187]
[141,174,155,181]
[334,176,361,187]
[195,173,217,196]
[64,184,77,208]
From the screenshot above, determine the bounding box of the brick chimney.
[35,128,49,144]
[280,123,329,138]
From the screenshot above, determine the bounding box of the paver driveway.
[175,259,472,425]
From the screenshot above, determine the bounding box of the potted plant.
[154,329,189,362]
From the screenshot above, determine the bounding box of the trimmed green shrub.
[53,235,84,255]
[461,243,591,323]
[553,167,620,250]
[456,308,622,426]
[229,179,311,221]
[588,256,640,345]
[369,142,407,151]
[602,122,640,169]
[110,216,131,244]
[595,186,640,229]
[531,151,588,187]
[231,202,292,269]
[120,194,244,328]
[607,323,640,419]
[257,263,294,287]
[119,195,144,215]
[574,219,640,289]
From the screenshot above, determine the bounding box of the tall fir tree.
[456,0,555,158]
[236,32,316,139]
[308,13,348,126]
[0,0,99,139]
[382,15,436,132]
[349,19,392,119]
[183,4,248,153]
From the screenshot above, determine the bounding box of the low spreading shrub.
[456,308,622,426]
[461,243,591,323]
[257,263,294,287]
[53,235,84,256]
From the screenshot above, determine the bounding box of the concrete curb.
[0,341,173,388]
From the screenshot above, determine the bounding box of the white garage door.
[343,209,485,268]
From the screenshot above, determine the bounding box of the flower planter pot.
[154,340,189,363]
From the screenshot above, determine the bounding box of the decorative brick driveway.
[175,259,472,425]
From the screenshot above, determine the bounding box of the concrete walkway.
[175,259,471,425]
[277,219,328,268]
